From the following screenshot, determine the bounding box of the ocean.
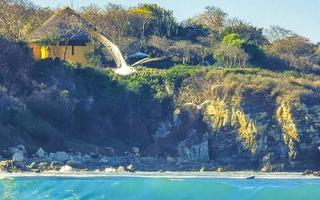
[1,176,320,200]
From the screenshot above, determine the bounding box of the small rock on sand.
[59,165,73,172]
[105,167,117,173]
[127,164,135,172]
[117,166,126,172]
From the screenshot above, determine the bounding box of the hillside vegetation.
[1,38,320,170]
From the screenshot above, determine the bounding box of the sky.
[33,0,320,43]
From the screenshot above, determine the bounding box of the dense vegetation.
[0,0,319,71]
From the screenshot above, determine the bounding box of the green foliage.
[112,66,199,100]
[139,3,178,38]
[84,44,104,67]
[222,33,245,48]
[222,23,267,46]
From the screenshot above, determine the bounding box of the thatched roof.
[28,7,92,45]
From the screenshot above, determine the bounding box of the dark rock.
[27,162,37,169]
[302,170,314,175]
[49,152,70,162]
[0,160,19,172]
[178,133,209,162]
[312,171,320,177]
[126,164,135,172]
[66,160,86,169]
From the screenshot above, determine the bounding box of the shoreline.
[1,171,319,180]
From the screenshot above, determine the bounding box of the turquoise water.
[1,177,320,200]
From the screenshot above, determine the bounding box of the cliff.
[0,52,320,171]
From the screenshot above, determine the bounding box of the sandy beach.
[1,171,319,179]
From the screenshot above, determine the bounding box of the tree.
[169,40,211,65]
[192,6,227,33]
[221,21,267,65]
[213,43,249,67]
[222,33,245,48]
[139,3,178,38]
[175,22,210,42]
[0,38,33,95]
[266,35,316,69]
[129,6,152,47]
[81,3,140,57]
[0,0,51,40]
[264,25,293,42]
[223,19,267,46]
[316,46,320,65]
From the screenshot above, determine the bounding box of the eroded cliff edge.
[1,55,320,171]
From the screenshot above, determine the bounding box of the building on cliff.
[27,7,93,65]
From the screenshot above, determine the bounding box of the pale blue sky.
[33,0,320,42]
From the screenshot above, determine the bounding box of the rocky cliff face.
[0,58,320,171]
[159,70,320,171]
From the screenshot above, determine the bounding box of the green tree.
[266,35,316,69]
[213,43,249,67]
[223,19,267,46]
[129,6,152,47]
[139,3,178,38]
[222,33,245,48]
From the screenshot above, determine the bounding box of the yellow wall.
[41,47,49,59]
[30,43,89,66]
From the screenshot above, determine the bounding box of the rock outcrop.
[49,152,70,162]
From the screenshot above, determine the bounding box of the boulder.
[0,160,17,172]
[27,162,37,169]
[59,165,73,172]
[126,164,135,172]
[178,136,209,162]
[35,148,46,158]
[12,152,24,162]
[49,152,70,162]
[260,165,270,172]
[66,160,86,169]
[105,167,117,173]
[302,170,314,175]
[313,171,320,177]
[216,167,225,172]
[117,166,126,172]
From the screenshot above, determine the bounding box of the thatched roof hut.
[28,7,92,45]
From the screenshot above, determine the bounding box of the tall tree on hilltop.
[192,6,228,33]
[0,0,51,40]
[264,25,294,42]
[129,6,152,47]
[139,3,178,38]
